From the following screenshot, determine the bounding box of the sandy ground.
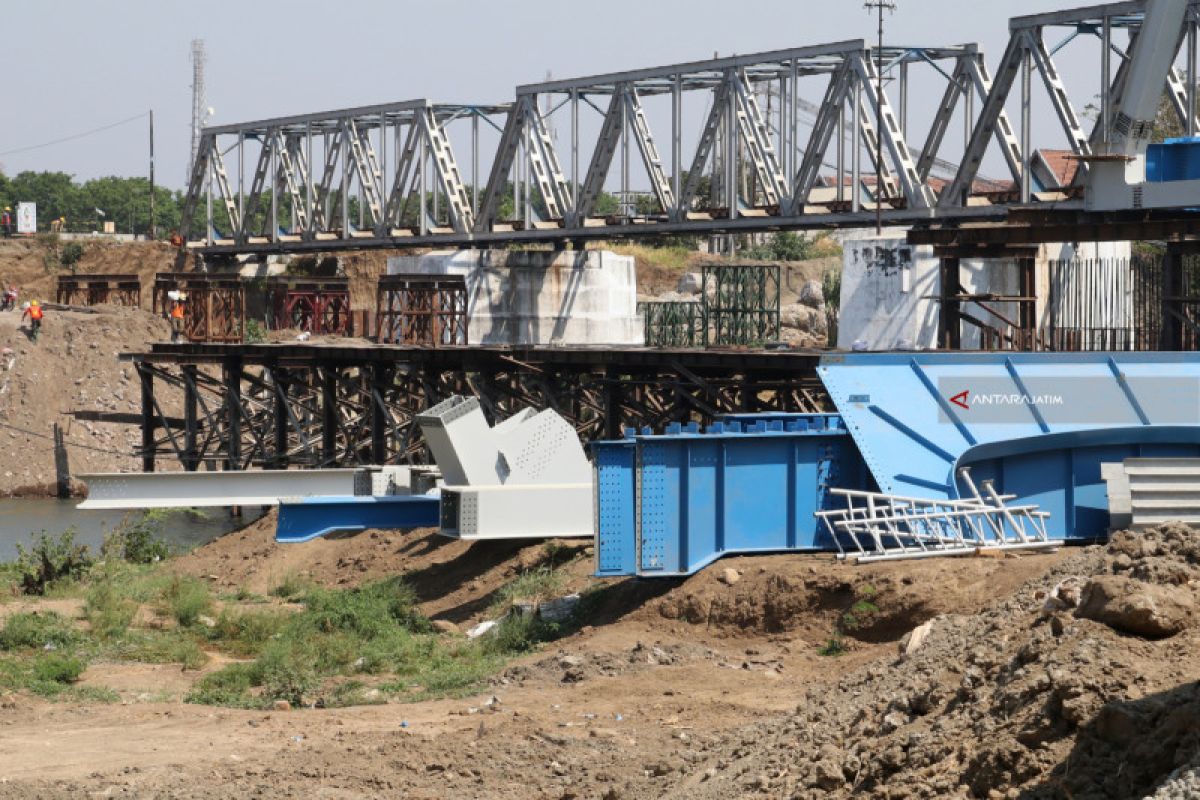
[0,514,1083,799]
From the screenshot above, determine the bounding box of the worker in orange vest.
[22,299,43,342]
[169,294,186,342]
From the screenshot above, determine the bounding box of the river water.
[0,499,266,562]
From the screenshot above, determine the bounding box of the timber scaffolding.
[120,342,828,472]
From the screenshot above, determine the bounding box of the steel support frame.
[55,275,142,307]
[125,346,830,472]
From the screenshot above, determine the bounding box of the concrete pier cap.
[387,249,643,347]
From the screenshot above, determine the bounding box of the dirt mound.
[173,511,599,625]
[651,551,1059,643]
[662,525,1200,799]
[0,238,181,304]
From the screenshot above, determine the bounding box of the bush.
[85,579,137,639]
[257,641,317,706]
[33,654,85,684]
[157,575,213,628]
[60,241,84,270]
[269,571,314,600]
[0,612,77,650]
[102,514,170,564]
[15,529,93,595]
[743,231,815,261]
[244,319,266,344]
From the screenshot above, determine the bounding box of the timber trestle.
[121,343,828,472]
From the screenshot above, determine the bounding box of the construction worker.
[1,286,17,312]
[169,293,186,342]
[22,299,43,341]
[1,208,10,238]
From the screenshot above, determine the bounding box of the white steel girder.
[76,467,435,510]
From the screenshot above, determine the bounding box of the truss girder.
[181,4,1200,253]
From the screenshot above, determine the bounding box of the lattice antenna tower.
[188,39,207,182]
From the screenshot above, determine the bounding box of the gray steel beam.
[515,41,866,95]
[78,469,370,510]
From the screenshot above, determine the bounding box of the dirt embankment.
[0,303,172,496]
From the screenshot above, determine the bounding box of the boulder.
[898,619,934,660]
[799,279,825,309]
[780,303,827,335]
[676,272,704,295]
[1075,575,1194,638]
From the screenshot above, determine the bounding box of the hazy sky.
[0,1,1134,190]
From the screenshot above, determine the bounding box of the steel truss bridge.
[180,0,1200,258]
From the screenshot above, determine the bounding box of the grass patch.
[488,566,566,617]
[207,608,289,657]
[108,630,208,670]
[0,611,78,650]
[269,571,315,600]
[185,662,263,709]
[156,575,213,628]
[84,579,137,640]
[609,242,695,271]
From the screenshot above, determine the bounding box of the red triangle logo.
[949,390,970,410]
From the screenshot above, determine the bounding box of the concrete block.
[387,249,642,346]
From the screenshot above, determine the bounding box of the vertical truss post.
[1162,247,1185,350]
[939,257,962,349]
[371,365,389,464]
[138,362,155,473]
[1018,254,1037,351]
[271,367,289,469]
[183,364,199,472]
[224,356,242,471]
[1020,47,1032,204]
[322,368,338,465]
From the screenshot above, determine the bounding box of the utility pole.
[865,0,896,236]
[149,109,156,240]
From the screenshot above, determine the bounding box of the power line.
[0,112,149,158]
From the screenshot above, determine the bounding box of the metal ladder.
[816,468,1055,563]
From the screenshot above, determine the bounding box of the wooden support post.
[224,357,242,471]
[183,364,199,472]
[322,368,338,466]
[939,257,962,350]
[52,422,70,498]
[138,362,155,473]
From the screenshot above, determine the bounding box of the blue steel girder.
[818,352,1200,501]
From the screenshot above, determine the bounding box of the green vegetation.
[819,584,880,657]
[0,523,590,710]
[101,511,172,564]
[156,575,213,628]
[244,319,266,344]
[14,529,93,596]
